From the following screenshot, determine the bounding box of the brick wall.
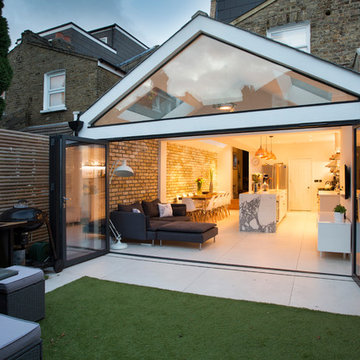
[1,34,120,130]
[108,140,159,211]
[231,0,360,69]
[166,143,217,202]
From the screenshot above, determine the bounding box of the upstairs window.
[267,22,310,53]
[99,36,108,44]
[42,70,66,112]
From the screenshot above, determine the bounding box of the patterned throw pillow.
[158,203,173,217]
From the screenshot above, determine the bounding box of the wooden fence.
[0,129,49,244]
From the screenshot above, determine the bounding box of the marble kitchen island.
[239,190,287,233]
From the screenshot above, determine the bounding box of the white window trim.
[42,70,67,112]
[267,22,311,53]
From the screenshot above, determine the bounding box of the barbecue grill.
[0,200,63,272]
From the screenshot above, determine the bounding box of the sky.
[2,0,211,49]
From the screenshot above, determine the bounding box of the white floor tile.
[290,275,360,316]
[183,267,294,306]
[102,258,207,292]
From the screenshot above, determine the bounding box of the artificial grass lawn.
[40,277,360,360]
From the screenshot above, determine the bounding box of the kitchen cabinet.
[317,212,351,257]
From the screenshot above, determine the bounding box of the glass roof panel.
[94,35,358,126]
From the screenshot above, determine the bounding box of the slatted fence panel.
[0,129,50,245]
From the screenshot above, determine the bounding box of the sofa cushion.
[0,314,41,360]
[148,220,169,231]
[158,221,216,233]
[158,203,173,217]
[118,201,144,214]
[171,204,186,216]
[142,199,160,217]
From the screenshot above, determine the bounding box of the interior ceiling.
[167,128,340,153]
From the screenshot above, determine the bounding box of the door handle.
[63,197,71,201]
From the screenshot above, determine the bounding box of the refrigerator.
[262,163,287,190]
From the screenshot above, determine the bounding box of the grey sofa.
[110,199,190,245]
[110,199,218,248]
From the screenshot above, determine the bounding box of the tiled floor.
[113,210,351,275]
[46,211,360,316]
[46,253,360,316]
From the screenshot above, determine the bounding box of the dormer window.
[267,22,311,53]
[42,70,66,112]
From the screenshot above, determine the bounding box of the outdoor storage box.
[0,313,42,360]
[0,265,45,321]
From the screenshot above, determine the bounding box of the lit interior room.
[114,126,352,276]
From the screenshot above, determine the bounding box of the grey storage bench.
[157,221,218,249]
[0,266,45,322]
[0,313,42,360]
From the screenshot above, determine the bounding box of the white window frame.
[99,36,108,44]
[41,70,66,113]
[267,22,311,53]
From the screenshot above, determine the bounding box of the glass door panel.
[65,141,106,262]
[355,129,360,283]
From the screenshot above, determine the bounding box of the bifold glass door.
[354,128,360,285]
[50,135,108,268]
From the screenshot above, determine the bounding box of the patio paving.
[46,253,360,316]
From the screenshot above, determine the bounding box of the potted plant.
[195,177,204,194]
[333,204,346,223]
[251,173,262,193]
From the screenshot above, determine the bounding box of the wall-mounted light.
[109,160,134,183]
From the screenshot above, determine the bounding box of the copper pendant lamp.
[255,136,265,158]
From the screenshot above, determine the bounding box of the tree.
[0,0,13,118]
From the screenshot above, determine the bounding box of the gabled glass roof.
[94,35,358,127]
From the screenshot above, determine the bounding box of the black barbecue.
[0,200,63,272]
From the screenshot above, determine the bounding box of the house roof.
[89,23,149,49]
[37,22,148,67]
[215,0,267,23]
[79,13,360,140]
[17,30,125,77]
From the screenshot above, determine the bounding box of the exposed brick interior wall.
[108,140,159,211]
[232,0,360,69]
[1,33,120,130]
[210,0,217,18]
[166,143,217,203]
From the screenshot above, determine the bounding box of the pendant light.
[264,136,270,159]
[255,136,265,158]
[269,136,277,160]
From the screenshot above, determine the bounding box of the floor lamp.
[109,160,134,250]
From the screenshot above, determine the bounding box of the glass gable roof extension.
[94,35,358,126]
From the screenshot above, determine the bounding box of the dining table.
[179,192,217,201]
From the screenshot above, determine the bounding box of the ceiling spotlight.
[215,103,234,111]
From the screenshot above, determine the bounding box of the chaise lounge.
[110,199,218,249]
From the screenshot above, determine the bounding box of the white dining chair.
[181,197,200,221]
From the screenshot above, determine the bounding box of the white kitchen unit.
[239,190,287,233]
[317,211,351,257]
[277,190,287,223]
[318,191,340,212]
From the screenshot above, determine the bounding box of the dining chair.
[202,195,216,222]
[181,197,201,221]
